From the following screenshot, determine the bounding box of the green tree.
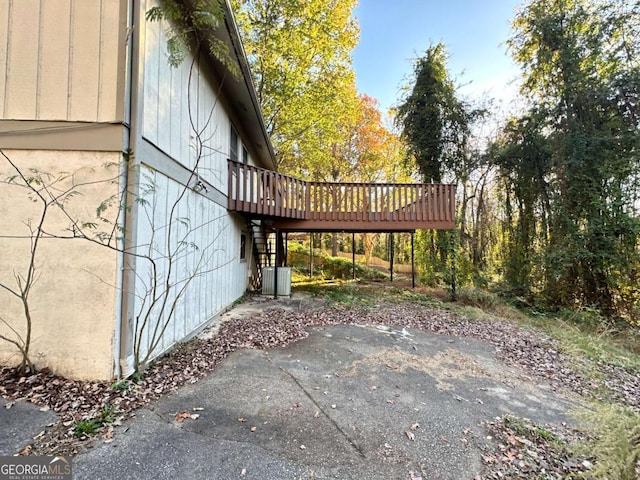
[508,0,640,317]
[395,43,475,184]
[231,0,359,177]
[490,113,552,298]
[396,43,487,289]
[146,0,239,76]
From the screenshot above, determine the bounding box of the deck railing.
[228,160,307,219]
[228,160,455,228]
[306,182,454,223]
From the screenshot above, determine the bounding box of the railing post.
[228,160,235,210]
[250,166,256,213]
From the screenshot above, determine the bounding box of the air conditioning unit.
[262,267,292,296]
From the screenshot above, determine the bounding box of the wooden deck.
[228,160,455,231]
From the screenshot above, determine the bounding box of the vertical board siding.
[0,0,122,121]
[69,1,100,119]
[4,0,39,118]
[142,11,160,146]
[136,0,250,366]
[0,0,9,110]
[97,0,121,121]
[132,167,247,364]
[38,0,71,119]
[142,1,227,191]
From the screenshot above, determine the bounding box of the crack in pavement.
[275,364,367,459]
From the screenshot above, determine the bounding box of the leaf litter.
[0,292,638,477]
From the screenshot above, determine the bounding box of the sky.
[352,0,524,115]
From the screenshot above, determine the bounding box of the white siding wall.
[131,1,253,364]
[142,4,229,192]
[131,166,248,362]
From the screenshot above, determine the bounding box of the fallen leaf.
[175,411,191,422]
[5,402,14,410]
[370,385,377,391]
[250,426,257,432]
[406,431,415,441]
[18,445,31,456]
[386,399,395,404]
[190,413,200,420]
[38,405,50,412]
[238,417,246,422]
[410,423,420,431]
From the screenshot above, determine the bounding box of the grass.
[503,415,565,446]
[110,379,130,392]
[575,403,640,480]
[73,403,117,438]
[73,419,102,438]
[525,313,640,373]
[293,279,380,307]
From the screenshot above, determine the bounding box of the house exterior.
[0,0,456,381]
[0,0,273,380]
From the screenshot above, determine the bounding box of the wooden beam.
[272,218,454,232]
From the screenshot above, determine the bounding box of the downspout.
[111,0,134,380]
[115,0,141,378]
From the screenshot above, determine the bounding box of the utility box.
[262,267,292,296]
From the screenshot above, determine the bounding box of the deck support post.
[450,229,457,301]
[274,229,281,299]
[284,232,288,267]
[352,233,356,280]
[411,231,415,289]
[389,233,394,283]
[309,233,313,277]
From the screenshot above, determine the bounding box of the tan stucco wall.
[0,0,128,122]
[0,150,121,380]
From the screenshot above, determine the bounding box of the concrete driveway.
[73,323,573,480]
